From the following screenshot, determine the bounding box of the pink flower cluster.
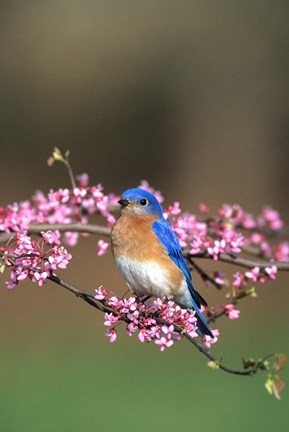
[94,288,218,351]
[160,200,288,263]
[1,230,72,288]
[233,265,278,289]
[1,179,287,265]
[222,304,240,320]
[0,174,117,248]
[217,204,284,231]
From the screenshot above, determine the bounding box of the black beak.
[118,198,130,207]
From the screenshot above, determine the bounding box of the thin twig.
[207,310,226,324]
[64,154,77,190]
[188,257,223,289]
[48,274,115,315]
[184,335,256,376]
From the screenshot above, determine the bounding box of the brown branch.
[186,251,289,271]
[47,273,259,377]
[0,224,111,244]
[188,257,223,289]
[30,223,111,236]
[207,310,227,324]
[184,335,256,375]
[1,222,289,271]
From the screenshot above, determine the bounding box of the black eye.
[140,199,148,206]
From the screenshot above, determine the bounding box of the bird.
[111,188,213,338]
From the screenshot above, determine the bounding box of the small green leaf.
[265,376,274,395]
[236,287,257,300]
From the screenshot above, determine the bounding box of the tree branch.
[2,222,289,272]
[30,223,111,236]
[47,273,259,377]
[188,257,223,289]
[186,251,289,271]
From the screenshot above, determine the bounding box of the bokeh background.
[1,1,289,431]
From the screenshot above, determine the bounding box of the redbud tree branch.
[22,222,289,272]
[47,273,259,376]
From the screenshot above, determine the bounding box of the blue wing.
[152,218,213,338]
[152,218,206,307]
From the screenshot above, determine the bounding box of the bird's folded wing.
[152,219,207,307]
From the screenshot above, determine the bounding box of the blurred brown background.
[0,2,288,431]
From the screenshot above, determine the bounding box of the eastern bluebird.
[111,188,213,338]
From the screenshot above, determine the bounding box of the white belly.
[115,255,172,299]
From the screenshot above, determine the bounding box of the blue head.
[118,188,163,218]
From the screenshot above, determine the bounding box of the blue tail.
[191,298,214,339]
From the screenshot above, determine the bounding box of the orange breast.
[111,211,185,296]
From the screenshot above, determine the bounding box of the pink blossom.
[94,286,108,301]
[80,197,95,215]
[127,310,140,324]
[121,297,138,312]
[32,271,49,286]
[223,304,240,320]
[138,326,160,343]
[97,240,110,256]
[15,267,29,281]
[76,173,89,187]
[274,242,289,262]
[104,313,119,326]
[64,231,79,247]
[213,271,226,286]
[250,233,264,244]
[15,231,34,253]
[108,296,124,310]
[265,265,277,280]
[126,322,138,336]
[217,204,242,221]
[233,272,247,289]
[48,246,72,270]
[163,202,181,218]
[96,196,110,216]
[245,267,260,282]
[241,212,256,229]
[198,203,209,214]
[207,239,226,260]
[106,213,116,227]
[90,184,104,199]
[190,236,203,255]
[260,241,272,258]
[202,329,219,348]
[261,207,284,230]
[154,336,174,352]
[105,328,117,343]
[5,270,17,289]
[73,187,87,200]
[41,230,61,245]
